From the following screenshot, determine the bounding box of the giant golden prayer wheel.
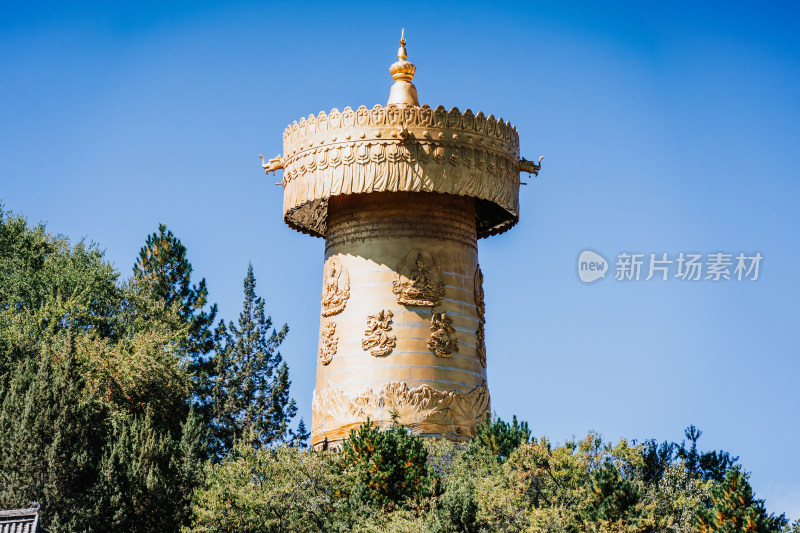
[262,33,541,448]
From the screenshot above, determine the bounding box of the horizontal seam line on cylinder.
[323,349,480,360]
[335,339,478,348]
[317,377,484,391]
[318,364,486,380]
[331,311,479,323]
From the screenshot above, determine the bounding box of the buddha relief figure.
[321,257,350,316]
[393,249,445,307]
[474,265,485,322]
[474,265,486,368]
[362,310,397,357]
[428,311,459,357]
[319,321,338,365]
[475,322,486,368]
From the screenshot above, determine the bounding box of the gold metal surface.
[279,103,523,238]
[262,36,544,447]
[519,155,544,176]
[387,29,419,107]
[259,153,284,174]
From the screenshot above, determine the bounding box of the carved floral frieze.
[311,379,490,445]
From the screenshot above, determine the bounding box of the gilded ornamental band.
[282,105,520,152]
[278,104,523,239]
[310,379,490,446]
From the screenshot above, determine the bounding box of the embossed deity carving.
[362,310,397,357]
[474,265,486,367]
[474,265,485,322]
[428,311,459,357]
[321,257,350,316]
[393,249,445,307]
[319,321,338,365]
[475,323,486,368]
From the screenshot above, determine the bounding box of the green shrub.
[338,417,439,511]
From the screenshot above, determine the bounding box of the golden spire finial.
[398,28,407,60]
[388,29,419,107]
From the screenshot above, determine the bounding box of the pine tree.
[133,224,217,360]
[678,425,738,482]
[640,438,677,484]
[208,263,296,456]
[338,417,438,511]
[584,460,643,528]
[294,418,311,448]
[471,412,531,461]
[696,466,788,533]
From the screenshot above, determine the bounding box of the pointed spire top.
[388,29,419,107]
[398,28,407,59]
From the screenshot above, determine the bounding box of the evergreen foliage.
[187,444,343,532]
[132,223,217,380]
[0,208,208,532]
[95,408,205,531]
[641,438,678,484]
[294,417,311,448]
[207,263,297,456]
[192,422,796,533]
[583,459,648,531]
[431,480,485,533]
[471,412,531,461]
[0,337,107,532]
[1,205,796,532]
[0,206,118,378]
[696,466,788,533]
[678,425,739,483]
[638,424,740,489]
[338,416,438,511]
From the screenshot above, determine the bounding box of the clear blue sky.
[2,0,798,518]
